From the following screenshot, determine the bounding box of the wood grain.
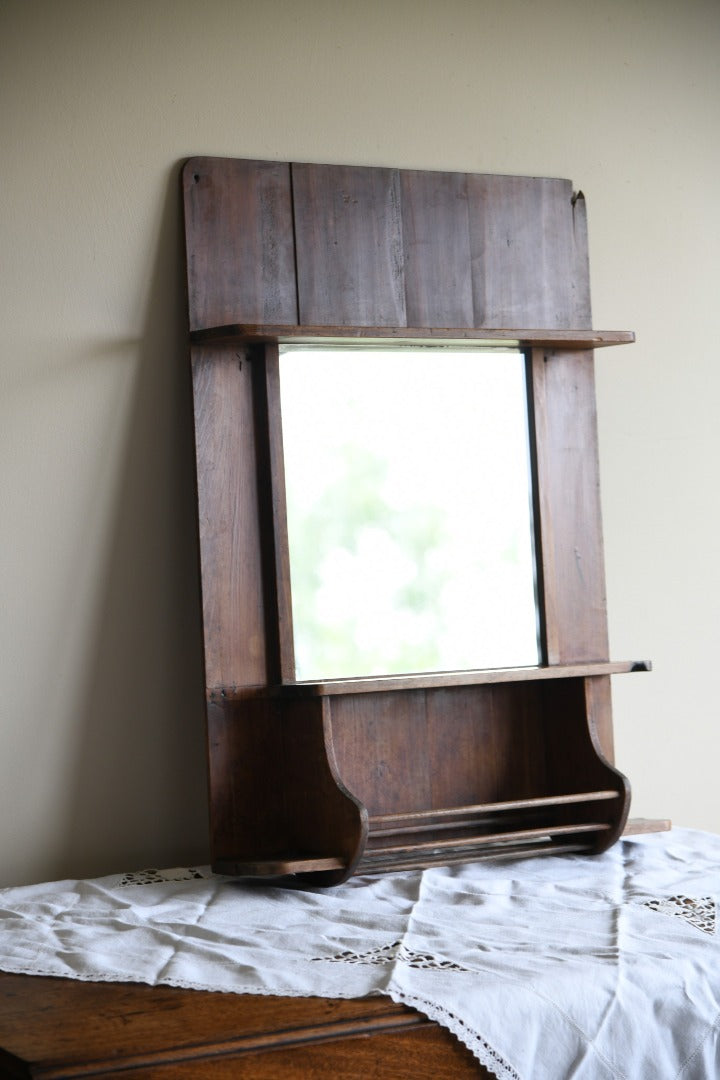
[530,348,609,666]
[0,972,487,1079]
[328,690,431,817]
[206,697,289,863]
[292,163,406,327]
[467,174,589,329]
[191,349,267,688]
[251,344,295,683]
[208,696,366,884]
[400,168,474,327]
[183,158,297,331]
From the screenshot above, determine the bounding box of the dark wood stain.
[190,349,267,688]
[400,168,474,327]
[183,158,297,330]
[292,162,406,327]
[467,174,586,329]
[181,156,654,888]
[0,972,489,1078]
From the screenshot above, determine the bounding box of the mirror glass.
[279,344,540,681]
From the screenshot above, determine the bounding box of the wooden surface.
[184,160,591,333]
[292,163,407,327]
[0,972,487,1078]
[0,829,669,1078]
[531,348,609,666]
[183,158,297,331]
[190,348,267,689]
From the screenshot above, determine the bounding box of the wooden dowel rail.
[365,823,610,860]
[370,790,621,830]
[370,793,622,839]
[359,839,605,873]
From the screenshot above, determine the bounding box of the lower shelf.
[205,672,660,886]
[211,818,672,882]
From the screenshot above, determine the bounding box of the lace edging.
[389,988,521,1080]
[0,961,374,1001]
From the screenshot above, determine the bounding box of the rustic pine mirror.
[183,157,652,885]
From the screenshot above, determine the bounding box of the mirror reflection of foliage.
[288,442,451,679]
[280,345,540,680]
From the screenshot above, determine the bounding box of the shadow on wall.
[52,165,209,880]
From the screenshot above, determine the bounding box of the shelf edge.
[190,324,635,350]
[207,660,651,701]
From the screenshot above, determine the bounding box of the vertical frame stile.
[529,346,609,666]
[252,343,296,684]
[190,345,268,690]
[528,347,559,665]
[525,347,549,669]
[529,344,617,764]
[266,344,297,681]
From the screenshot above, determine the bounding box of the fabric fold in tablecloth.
[1,829,719,1079]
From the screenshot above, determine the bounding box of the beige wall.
[1,0,719,887]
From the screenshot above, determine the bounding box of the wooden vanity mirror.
[278,341,540,681]
[182,157,651,885]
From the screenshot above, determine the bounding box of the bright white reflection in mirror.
[279,345,540,681]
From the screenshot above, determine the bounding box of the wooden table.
[0,972,488,1077]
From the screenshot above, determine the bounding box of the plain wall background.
[1,0,719,887]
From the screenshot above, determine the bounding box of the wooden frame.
[182,158,651,886]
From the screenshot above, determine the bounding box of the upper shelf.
[209,660,651,701]
[189,324,635,350]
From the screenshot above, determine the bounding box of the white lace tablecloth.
[2,828,719,1079]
